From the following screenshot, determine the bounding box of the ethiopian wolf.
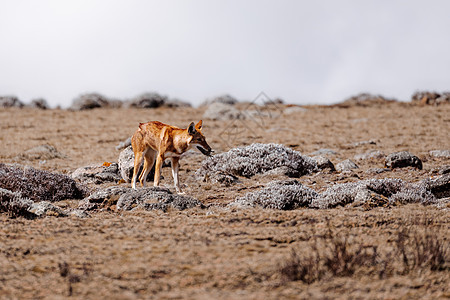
[131,120,211,193]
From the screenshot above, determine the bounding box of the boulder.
[202,102,244,121]
[312,155,335,172]
[385,151,422,170]
[71,163,122,184]
[0,96,24,108]
[164,98,192,108]
[429,150,450,158]
[125,92,167,108]
[230,180,319,210]
[336,159,359,172]
[0,163,88,202]
[18,144,65,161]
[201,94,238,106]
[0,188,35,219]
[69,93,114,110]
[79,186,202,212]
[337,93,397,107]
[115,137,132,151]
[29,98,49,109]
[195,143,318,185]
[422,174,450,199]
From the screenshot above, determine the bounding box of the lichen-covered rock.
[336,159,359,172]
[0,188,35,219]
[116,137,132,151]
[72,163,122,184]
[0,96,24,108]
[17,144,66,161]
[201,94,238,106]
[79,186,202,212]
[385,151,423,170]
[338,93,397,107]
[310,178,436,209]
[202,102,244,121]
[412,91,450,105]
[29,98,49,109]
[195,143,317,185]
[312,156,335,172]
[230,180,319,210]
[125,92,167,108]
[429,150,450,158]
[0,163,88,202]
[29,201,68,217]
[422,174,450,199]
[69,93,116,110]
[310,149,338,156]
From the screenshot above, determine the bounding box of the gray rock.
[312,155,335,172]
[71,163,122,184]
[310,149,338,156]
[422,174,450,199]
[29,201,68,217]
[29,98,49,109]
[195,143,318,185]
[366,168,391,174]
[0,188,35,218]
[230,180,319,210]
[118,146,136,183]
[201,94,238,106]
[354,150,385,161]
[125,92,167,108]
[0,96,24,108]
[115,137,132,151]
[202,102,244,121]
[350,140,377,147]
[164,98,192,108]
[336,159,359,172]
[18,144,66,161]
[429,150,450,158]
[385,151,423,170]
[79,186,202,212]
[0,163,88,202]
[69,93,115,110]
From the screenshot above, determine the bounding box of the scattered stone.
[0,96,24,108]
[429,150,450,158]
[202,102,244,121]
[18,144,66,161]
[0,163,88,202]
[366,168,391,174]
[336,93,397,108]
[195,143,318,185]
[29,201,68,217]
[79,186,202,212]
[69,93,117,110]
[422,174,450,199]
[230,180,319,210]
[0,188,35,219]
[412,91,450,106]
[385,151,423,170]
[72,163,122,184]
[284,106,307,115]
[124,92,167,108]
[201,94,238,106]
[354,150,385,161]
[310,149,339,156]
[312,155,335,172]
[336,159,359,172]
[350,140,377,147]
[164,98,192,108]
[29,98,49,109]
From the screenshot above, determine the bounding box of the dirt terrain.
[0,101,449,299]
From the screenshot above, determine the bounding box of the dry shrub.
[277,223,449,284]
[0,164,88,202]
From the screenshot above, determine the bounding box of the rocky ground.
[0,97,449,299]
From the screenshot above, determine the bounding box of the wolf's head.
[187,120,212,156]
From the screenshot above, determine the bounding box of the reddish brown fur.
[131,120,211,192]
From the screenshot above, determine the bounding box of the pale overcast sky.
[1,0,449,107]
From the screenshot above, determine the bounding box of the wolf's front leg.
[171,157,183,194]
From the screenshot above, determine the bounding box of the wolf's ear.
[188,122,196,135]
[195,120,203,131]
